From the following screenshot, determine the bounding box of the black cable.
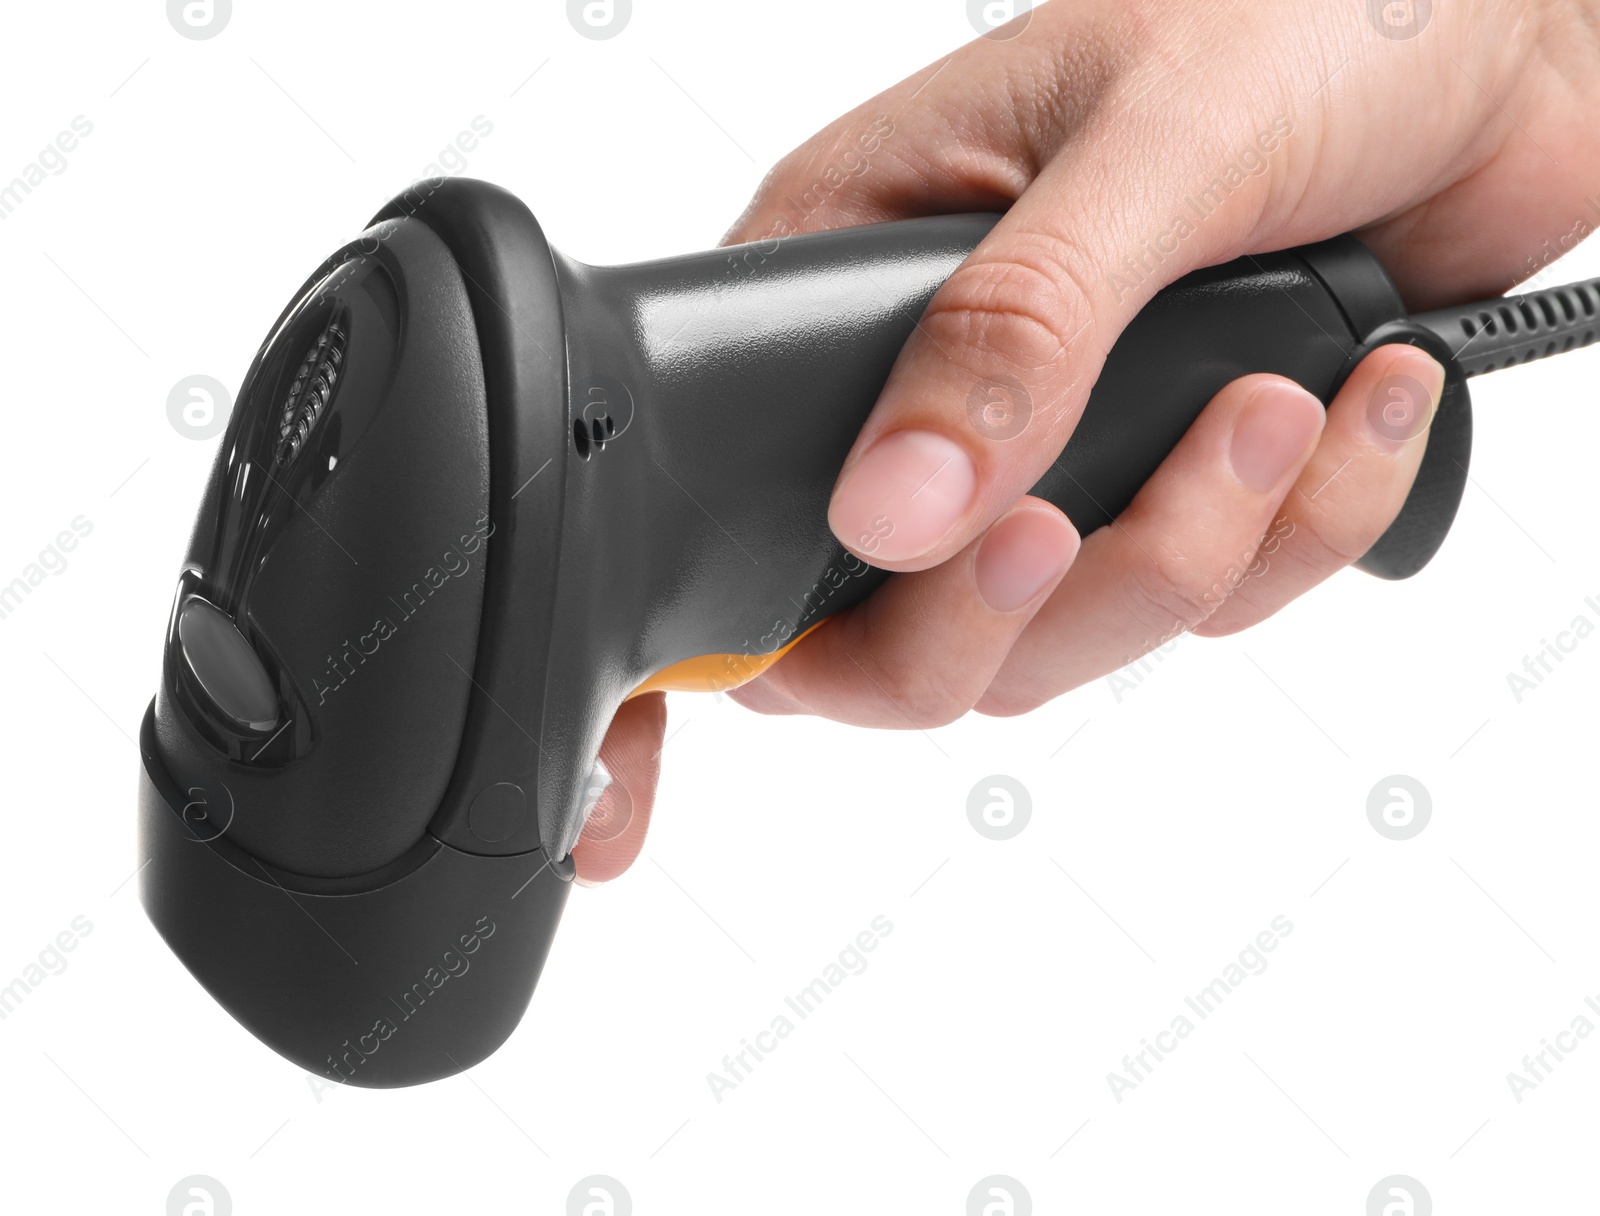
[1415,277,1600,377]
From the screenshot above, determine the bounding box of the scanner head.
[140,184,577,1087]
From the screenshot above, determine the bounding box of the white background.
[1,1,1597,1212]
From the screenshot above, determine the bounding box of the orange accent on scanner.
[625,621,827,699]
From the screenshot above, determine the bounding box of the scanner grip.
[554,220,1471,718]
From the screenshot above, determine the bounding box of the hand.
[575,0,1600,878]
[721,0,1599,722]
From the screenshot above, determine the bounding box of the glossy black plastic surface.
[155,216,492,876]
[139,708,568,1088]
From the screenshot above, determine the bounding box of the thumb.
[715,4,1330,573]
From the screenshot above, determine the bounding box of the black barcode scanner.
[137,177,1600,1086]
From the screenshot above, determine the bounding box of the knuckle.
[859,652,976,730]
[1119,540,1228,637]
[925,232,1096,372]
[1190,597,1261,639]
[1282,501,1370,571]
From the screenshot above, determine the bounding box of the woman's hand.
[722,0,1598,721]
[574,0,1600,879]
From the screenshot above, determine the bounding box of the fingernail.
[1229,381,1325,492]
[829,430,978,563]
[975,505,1081,613]
[1366,350,1445,450]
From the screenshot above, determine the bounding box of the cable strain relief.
[1415,279,1600,377]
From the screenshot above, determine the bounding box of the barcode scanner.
[137,177,1600,1086]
